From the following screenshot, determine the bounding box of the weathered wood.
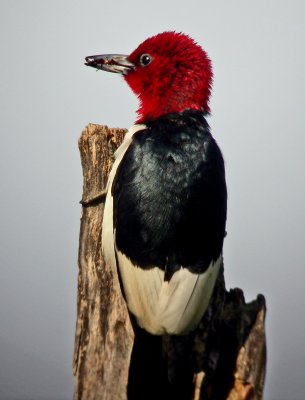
[226,294,266,400]
[73,124,133,400]
[73,124,266,400]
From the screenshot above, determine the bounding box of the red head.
[85,31,213,123]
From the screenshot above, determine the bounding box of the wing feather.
[102,123,223,335]
[116,248,222,335]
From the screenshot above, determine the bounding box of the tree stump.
[73,124,266,400]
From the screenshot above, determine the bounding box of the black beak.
[85,54,135,75]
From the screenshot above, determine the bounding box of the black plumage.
[112,110,227,281]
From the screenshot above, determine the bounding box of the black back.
[112,110,227,280]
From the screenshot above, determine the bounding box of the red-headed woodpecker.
[85,31,227,335]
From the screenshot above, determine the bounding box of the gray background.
[0,1,304,399]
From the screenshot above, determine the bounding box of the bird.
[85,31,227,336]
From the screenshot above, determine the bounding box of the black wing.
[112,110,227,280]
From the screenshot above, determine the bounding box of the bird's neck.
[135,95,204,124]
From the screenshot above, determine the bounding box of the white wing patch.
[102,123,221,335]
[116,249,222,335]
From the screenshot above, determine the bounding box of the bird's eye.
[140,54,152,66]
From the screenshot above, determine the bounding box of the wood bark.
[73,124,267,400]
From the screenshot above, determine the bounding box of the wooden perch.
[73,124,266,400]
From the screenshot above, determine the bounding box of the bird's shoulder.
[133,110,214,160]
[113,110,224,189]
